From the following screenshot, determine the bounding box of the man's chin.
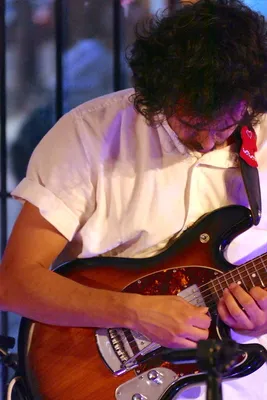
[185,143,215,153]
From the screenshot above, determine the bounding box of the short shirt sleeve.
[11,111,95,241]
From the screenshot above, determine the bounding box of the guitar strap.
[235,121,262,226]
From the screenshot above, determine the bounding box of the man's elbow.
[0,268,22,312]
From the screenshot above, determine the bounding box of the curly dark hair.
[126,0,267,127]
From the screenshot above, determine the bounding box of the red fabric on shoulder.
[239,126,258,167]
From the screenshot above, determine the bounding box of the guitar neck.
[201,252,267,309]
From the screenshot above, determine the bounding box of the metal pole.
[113,0,122,91]
[54,0,64,120]
[0,0,9,397]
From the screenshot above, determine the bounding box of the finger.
[250,286,267,310]
[223,288,254,329]
[229,283,264,326]
[177,296,208,313]
[189,313,211,329]
[217,298,237,327]
[179,325,209,341]
[170,337,198,349]
[197,306,210,313]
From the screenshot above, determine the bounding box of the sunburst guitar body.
[17,205,267,399]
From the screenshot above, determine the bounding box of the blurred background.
[0,0,266,397]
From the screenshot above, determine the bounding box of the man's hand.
[217,283,267,336]
[132,295,211,348]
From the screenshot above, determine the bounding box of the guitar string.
[128,258,267,307]
[116,279,267,350]
[175,252,267,299]
[205,252,267,289]
[191,259,267,300]
[117,261,267,347]
[111,255,267,345]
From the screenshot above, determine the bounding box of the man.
[2,0,267,398]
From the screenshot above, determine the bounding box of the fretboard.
[200,252,267,311]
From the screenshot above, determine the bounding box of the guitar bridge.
[96,284,207,376]
[96,328,160,376]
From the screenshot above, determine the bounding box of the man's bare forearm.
[0,265,139,329]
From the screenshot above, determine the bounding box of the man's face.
[168,101,247,153]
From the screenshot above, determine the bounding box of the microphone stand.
[161,339,267,400]
[0,334,17,370]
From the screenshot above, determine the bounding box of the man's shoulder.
[71,88,135,120]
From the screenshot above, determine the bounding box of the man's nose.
[197,131,215,152]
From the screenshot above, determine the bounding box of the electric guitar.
[17,205,267,400]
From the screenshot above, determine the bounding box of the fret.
[252,260,265,288]
[210,279,220,300]
[256,269,265,287]
[244,264,255,287]
[229,269,243,290]
[216,275,225,297]
[236,267,248,290]
[261,255,267,274]
[229,270,239,285]
[258,256,267,286]
[223,271,232,287]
